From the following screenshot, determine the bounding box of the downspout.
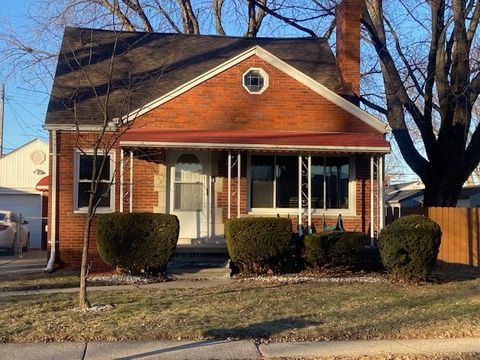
[45,130,57,271]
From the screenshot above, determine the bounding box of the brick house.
[44,0,390,269]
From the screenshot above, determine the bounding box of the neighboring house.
[385,181,480,223]
[0,139,49,249]
[385,181,424,217]
[456,186,480,207]
[44,0,390,269]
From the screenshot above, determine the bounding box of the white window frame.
[247,153,356,216]
[242,67,269,95]
[73,149,116,214]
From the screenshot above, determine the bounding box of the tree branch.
[177,0,200,34]
[121,0,154,32]
[95,0,135,31]
[153,0,182,33]
[251,0,317,37]
[213,0,226,36]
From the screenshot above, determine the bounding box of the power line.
[7,97,45,124]
[4,97,45,138]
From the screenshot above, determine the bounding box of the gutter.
[45,130,57,271]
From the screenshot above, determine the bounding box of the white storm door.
[170,151,210,239]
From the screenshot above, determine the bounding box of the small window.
[75,152,114,211]
[243,68,269,94]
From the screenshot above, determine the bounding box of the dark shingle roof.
[385,189,424,204]
[44,27,345,126]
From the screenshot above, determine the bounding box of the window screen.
[174,154,204,211]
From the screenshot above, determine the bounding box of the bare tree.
[360,0,480,206]
[56,28,168,309]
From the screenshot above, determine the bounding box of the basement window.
[243,68,269,94]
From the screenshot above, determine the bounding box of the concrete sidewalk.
[0,338,479,359]
[0,250,47,275]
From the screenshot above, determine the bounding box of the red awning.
[119,129,390,153]
[36,176,49,191]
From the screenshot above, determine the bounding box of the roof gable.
[44,28,389,134]
[124,46,389,134]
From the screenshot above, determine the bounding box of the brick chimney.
[336,0,362,97]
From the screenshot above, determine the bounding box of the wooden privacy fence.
[388,207,480,267]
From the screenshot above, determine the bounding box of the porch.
[118,129,390,247]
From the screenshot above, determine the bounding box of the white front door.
[169,151,210,240]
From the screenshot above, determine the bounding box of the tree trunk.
[423,176,464,207]
[79,216,93,310]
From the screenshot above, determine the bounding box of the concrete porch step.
[174,244,228,257]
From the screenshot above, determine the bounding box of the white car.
[0,210,30,254]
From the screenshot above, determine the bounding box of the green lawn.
[0,278,479,343]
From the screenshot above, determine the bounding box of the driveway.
[0,250,47,278]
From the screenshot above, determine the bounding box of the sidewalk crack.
[81,342,88,360]
[253,341,263,359]
[392,339,429,354]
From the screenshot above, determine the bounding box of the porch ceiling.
[119,129,390,154]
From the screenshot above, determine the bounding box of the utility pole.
[0,84,4,157]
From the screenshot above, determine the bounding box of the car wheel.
[6,241,15,256]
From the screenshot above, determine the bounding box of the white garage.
[0,139,49,250]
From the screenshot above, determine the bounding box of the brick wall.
[131,55,381,135]
[49,132,121,270]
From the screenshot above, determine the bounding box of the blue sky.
[2,0,49,153]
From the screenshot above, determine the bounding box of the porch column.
[227,151,232,219]
[120,149,124,213]
[379,155,385,230]
[129,150,133,213]
[237,152,241,219]
[307,155,312,233]
[370,155,375,246]
[298,155,302,236]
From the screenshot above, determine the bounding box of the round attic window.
[243,68,269,94]
[31,150,46,165]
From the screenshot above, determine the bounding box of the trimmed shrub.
[225,217,293,274]
[96,212,179,275]
[304,231,368,268]
[378,215,441,281]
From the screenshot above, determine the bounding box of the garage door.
[0,194,43,249]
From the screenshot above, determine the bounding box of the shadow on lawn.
[203,316,322,339]
[431,261,480,283]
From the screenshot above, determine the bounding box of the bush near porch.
[225,217,295,274]
[304,231,369,268]
[378,215,441,281]
[96,213,179,275]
